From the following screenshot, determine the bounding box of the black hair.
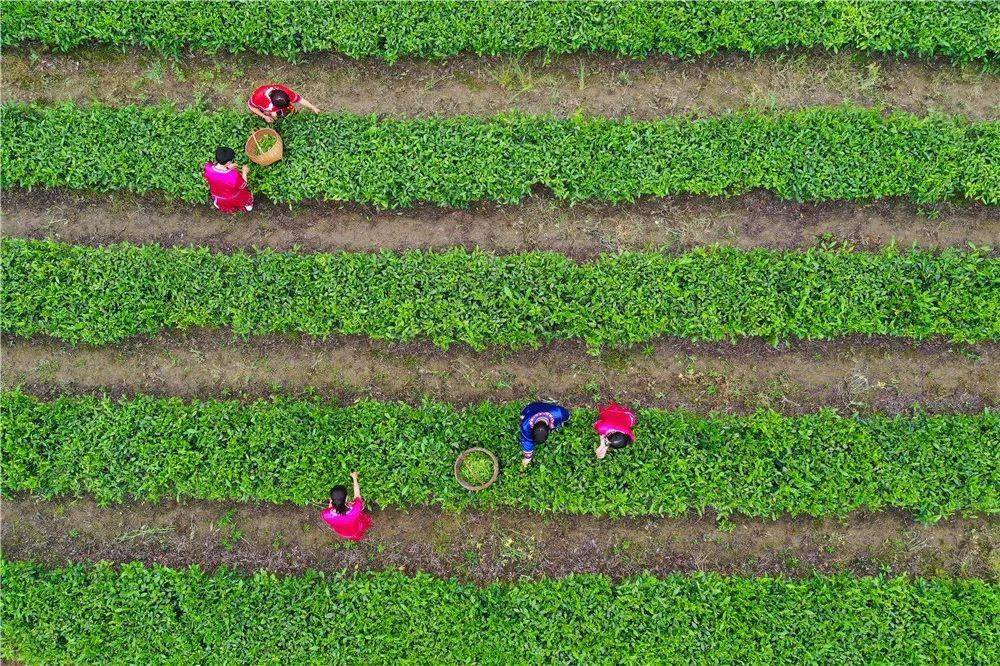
[330,485,348,514]
[215,146,235,164]
[607,432,630,449]
[270,89,291,108]
[531,420,550,445]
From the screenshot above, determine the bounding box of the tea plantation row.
[3,104,998,206]
[4,239,997,347]
[4,560,996,664]
[5,391,996,520]
[2,0,995,64]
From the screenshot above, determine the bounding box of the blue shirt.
[520,402,571,453]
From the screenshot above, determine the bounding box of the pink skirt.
[212,189,254,213]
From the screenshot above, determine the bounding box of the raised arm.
[351,471,361,499]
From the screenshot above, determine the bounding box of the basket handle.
[250,130,262,155]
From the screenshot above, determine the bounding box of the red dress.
[594,403,636,442]
[248,84,302,117]
[322,497,373,541]
[203,163,253,213]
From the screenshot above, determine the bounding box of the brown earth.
[4,190,998,256]
[3,497,996,582]
[2,48,997,120]
[5,334,995,415]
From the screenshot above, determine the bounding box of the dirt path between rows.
[6,334,995,415]
[3,48,997,120]
[5,190,998,256]
[4,497,995,582]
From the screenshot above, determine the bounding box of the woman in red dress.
[247,83,320,123]
[203,146,253,213]
[322,471,373,541]
[594,402,637,459]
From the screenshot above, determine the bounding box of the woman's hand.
[250,106,274,123]
[350,471,359,481]
[596,435,609,459]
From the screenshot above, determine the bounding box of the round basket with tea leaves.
[454,447,499,491]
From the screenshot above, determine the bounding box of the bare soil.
[2,48,997,120]
[5,334,995,415]
[4,190,998,256]
[3,497,995,582]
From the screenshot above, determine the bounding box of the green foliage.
[2,0,997,65]
[250,133,276,155]
[2,103,998,206]
[3,560,997,665]
[3,238,997,347]
[4,390,996,520]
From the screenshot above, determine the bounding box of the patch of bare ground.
[3,497,995,582]
[4,334,995,415]
[2,48,997,120]
[4,190,998,256]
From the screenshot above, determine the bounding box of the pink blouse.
[322,498,372,541]
[203,163,246,199]
[594,403,636,441]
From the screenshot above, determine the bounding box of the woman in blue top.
[519,401,571,467]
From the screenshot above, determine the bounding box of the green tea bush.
[3,560,997,665]
[2,0,996,65]
[4,391,996,520]
[3,103,997,206]
[3,238,997,347]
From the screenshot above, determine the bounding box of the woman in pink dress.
[594,402,636,459]
[203,146,254,213]
[322,471,372,541]
[247,83,320,123]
